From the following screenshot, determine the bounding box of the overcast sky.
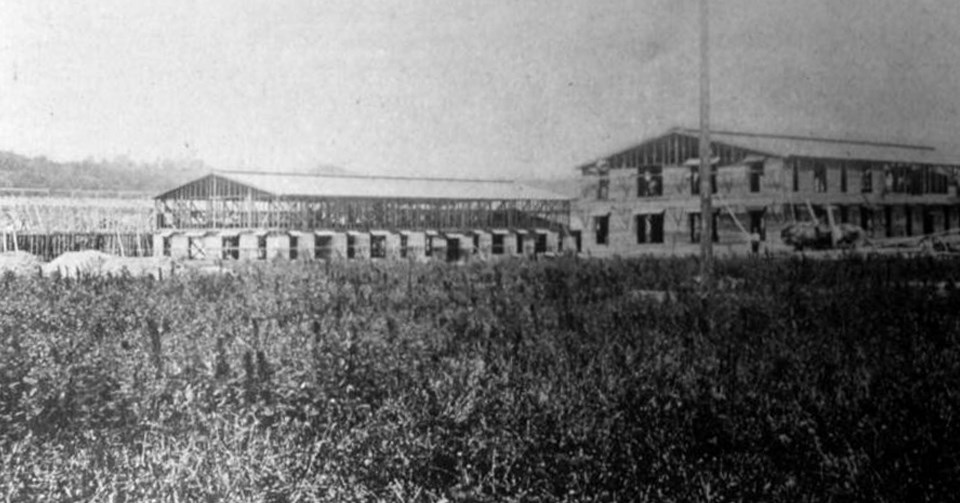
[2,0,959,179]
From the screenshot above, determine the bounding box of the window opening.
[492,234,505,255]
[257,235,267,260]
[861,165,873,193]
[749,211,766,241]
[813,163,828,192]
[222,236,239,260]
[597,176,609,200]
[535,233,547,254]
[594,215,609,245]
[792,161,800,192]
[905,206,913,236]
[650,213,664,243]
[884,206,893,237]
[446,238,460,262]
[923,208,935,235]
[289,235,299,260]
[748,162,763,193]
[637,166,663,197]
[636,214,665,244]
[371,235,387,259]
[860,207,875,237]
[316,235,333,260]
[347,234,357,259]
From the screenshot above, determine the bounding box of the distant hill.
[0,151,206,193]
[0,152,353,194]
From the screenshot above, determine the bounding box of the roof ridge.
[215,170,517,184]
[674,127,935,151]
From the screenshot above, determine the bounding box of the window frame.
[637,165,663,198]
[597,176,610,200]
[347,234,357,259]
[636,214,647,244]
[221,235,240,260]
[792,160,800,192]
[594,215,610,245]
[289,235,299,260]
[399,234,409,258]
[315,235,334,260]
[534,233,548,254]
[491,234,505,255]
[813,162,828,193]
[748,210,766,241]
[748,162,764,193]
[370,235,387,259]
[861,165,873,193]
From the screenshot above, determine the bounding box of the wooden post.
[116,227,125,257]
[805,200,820,225]
[31,202,43,234]
[825,205,840,247]
[699,0,713,283]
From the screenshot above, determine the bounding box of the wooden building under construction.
[574,127,960,256]
[0,187,154,259]
[153,171,571,261]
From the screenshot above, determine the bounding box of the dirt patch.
[43,251,176,278]
[0,251,43,277]
[43,250,114,278]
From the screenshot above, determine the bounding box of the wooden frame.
[156,175,571,233]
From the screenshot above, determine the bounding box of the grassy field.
[1,256,959,501]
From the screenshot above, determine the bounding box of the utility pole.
[699,0,713,284]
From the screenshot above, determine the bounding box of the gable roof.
[157,171,570,201]
[578,127,960,170]
[680,128,960,165]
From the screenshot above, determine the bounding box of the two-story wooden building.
[574,127,960,256]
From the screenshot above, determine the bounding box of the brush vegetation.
[1,256,958,501]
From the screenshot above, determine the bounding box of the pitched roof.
[674,128,960,165]
[579,127,960,169]
[160,171,570,201]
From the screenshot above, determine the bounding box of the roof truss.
[156,174,275,201]
[578,129,768,173]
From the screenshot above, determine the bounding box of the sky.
[1,0,959,179]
